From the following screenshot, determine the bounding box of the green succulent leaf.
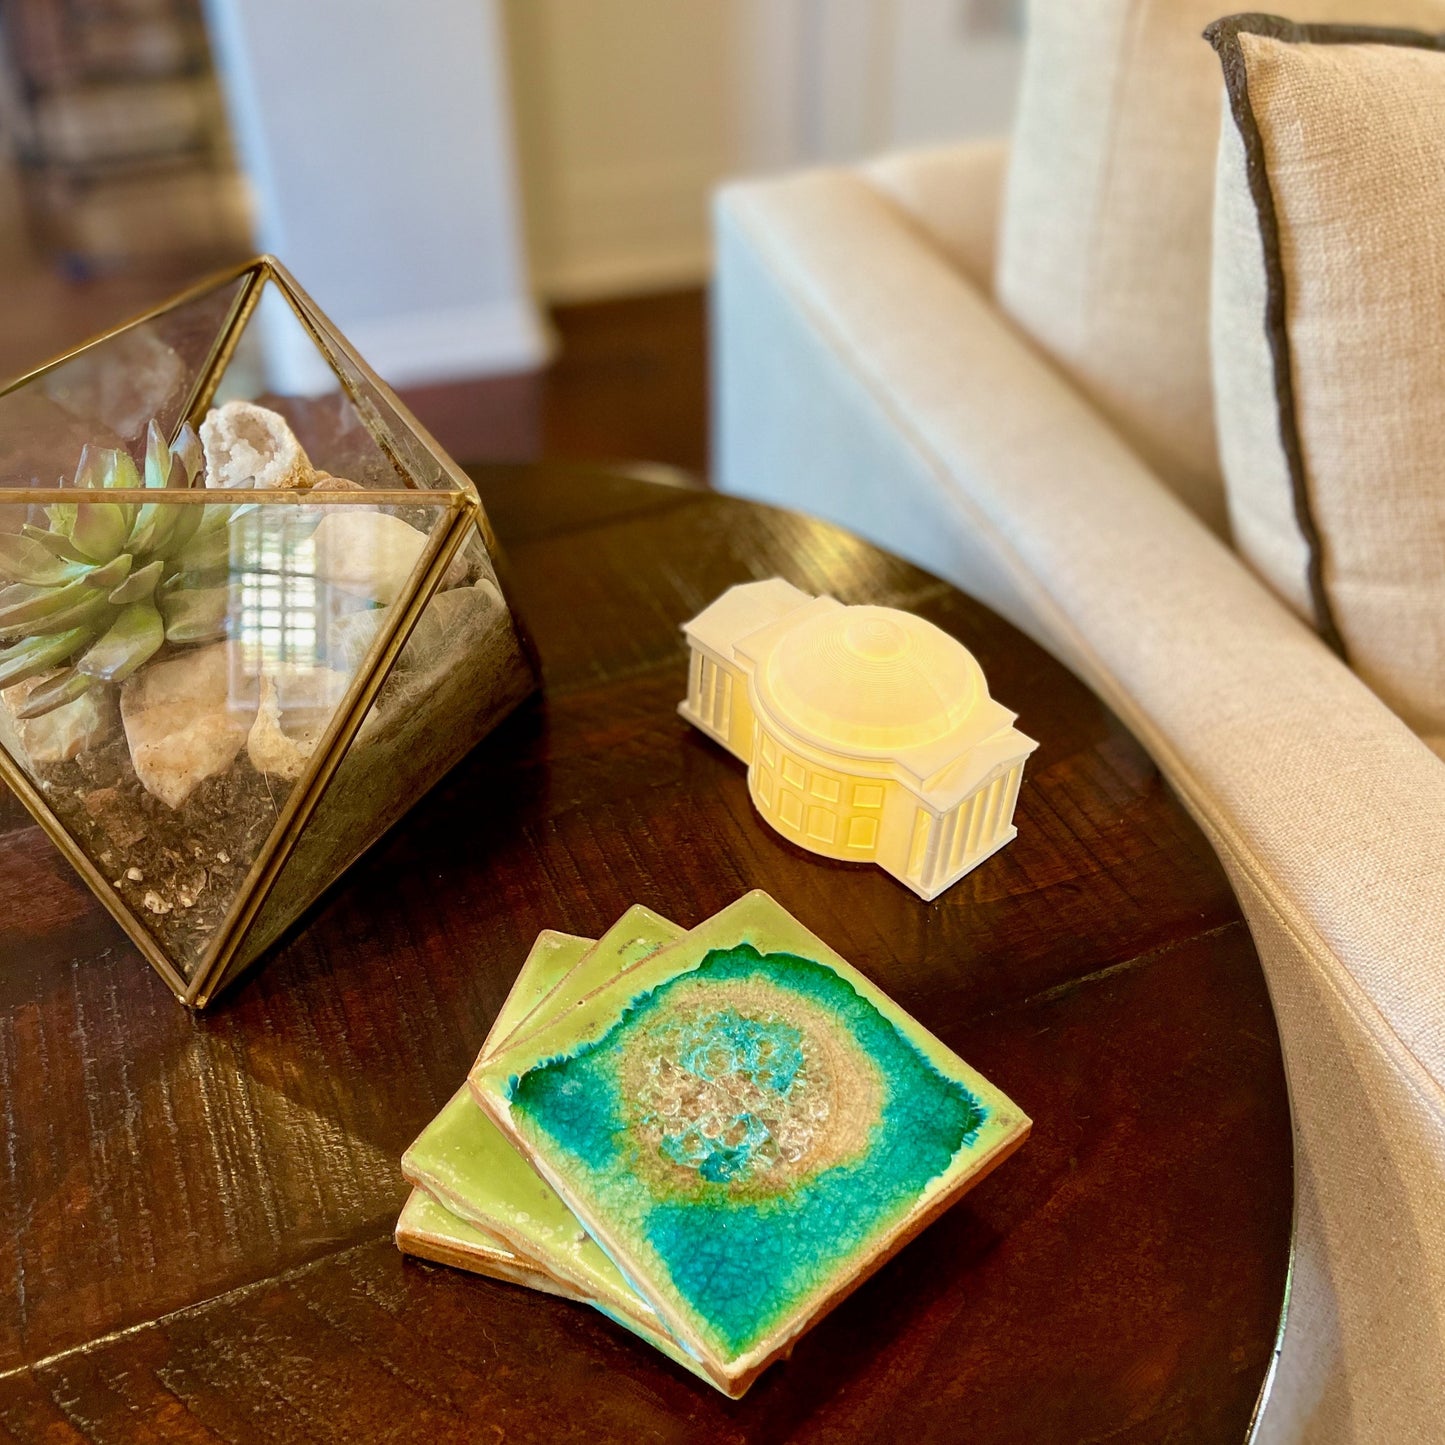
[47,601,111,641]
[83,553,132,591]
[1,421,237,704]
[143,420,205,492]
[126,500,171,557]
[0,534,83,586]
[0,575,99,635]
[161,586,229,644]
[108,559,163,605]
[0,583,43,611]
[172,424,203,485]
[0,590,112,644]
[100,450,141,491]
[144,421,170,489]
[14,667,94,719]
[162,563,228,596]
[44,502,76,538]
[130,496,205,561]
[173,517,234,574]
[195,499,247,537]
[71,500,130,564]
[159,500,205,558]
[72,445,107,490]
[76,601,163,683]
[0,628,94,690]
[21,524,89,562]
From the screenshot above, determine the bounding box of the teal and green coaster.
[395,1188,583,1300]
[395,1187,716,1385]
[401,908,684,1336]
[399,928,592,1291]
[481,906,686,1064]
[482,927,597,1051]
[471,890,1030,1396]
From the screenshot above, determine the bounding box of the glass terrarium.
[0,258,538,1006]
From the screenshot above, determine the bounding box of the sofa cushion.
[862,140,1009,295]
[1210,15,1445,754]
[996,0,1445,539]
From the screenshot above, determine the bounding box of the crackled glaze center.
[618,978,882,1196]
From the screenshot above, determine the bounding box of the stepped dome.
[760,605,983,753]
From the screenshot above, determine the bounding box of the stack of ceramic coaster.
[396,891,1030,1397]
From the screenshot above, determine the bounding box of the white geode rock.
[312,510,429,605]
[0,675,117,768]
[201,400,313,490]
[121,644,257,809]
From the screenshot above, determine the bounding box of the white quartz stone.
[0,675,117,768]
[312,510,430,604]
[120,644,257,809]
[246,670,349,780]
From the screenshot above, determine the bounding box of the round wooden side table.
[0,464,1292,1443]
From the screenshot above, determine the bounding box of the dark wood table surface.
[0,465,1292,1444]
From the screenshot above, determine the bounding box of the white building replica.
[679,579,1037,901]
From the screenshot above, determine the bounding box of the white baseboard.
[265,295,553,394]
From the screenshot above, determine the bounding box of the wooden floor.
[402,289,709,476]
[0,225,710,478]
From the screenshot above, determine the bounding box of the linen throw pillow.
[1209,15,1445,753]
[996,0,1445,537]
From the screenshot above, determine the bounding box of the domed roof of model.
[760,605,985,753]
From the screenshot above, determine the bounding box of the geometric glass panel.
[0,259,537,1004]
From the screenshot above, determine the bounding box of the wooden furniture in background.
[0,465,1291,1442]
[0,0,247,272]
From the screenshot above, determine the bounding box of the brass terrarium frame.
[0,257,538,1006]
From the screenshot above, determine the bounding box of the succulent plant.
[0,420,233,718]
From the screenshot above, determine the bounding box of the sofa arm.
[860,138,1009,294]
[714,165,1445,1442]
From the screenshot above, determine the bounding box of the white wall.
[199,0,1023,377]
[885,0,1024,148]
[506,0,748,301]
[507,0,1024,302]
[202,0,550,387]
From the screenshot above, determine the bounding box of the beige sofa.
[712,140,1445,1441]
